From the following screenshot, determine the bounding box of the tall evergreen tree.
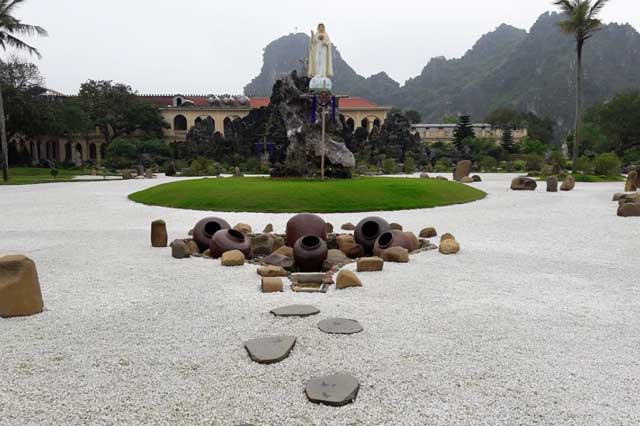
[453,115,475,151]
[501,126,515,153]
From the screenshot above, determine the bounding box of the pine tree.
[501,126,514,153]
[452,115,475,151]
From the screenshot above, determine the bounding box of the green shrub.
[382,158,398,174]
[593,152,621,176]
[575,156,594,174]
[524,154,544,172]
[513,160,526,172]
[434,160,451,173]
[479,156,498,172]
[403,156,416,174]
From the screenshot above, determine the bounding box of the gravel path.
[1,174,639,426]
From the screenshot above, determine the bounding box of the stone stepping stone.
[318,318,363,335]
[270,304,320,318]
[305,374,360,407]
[244,336,296,364]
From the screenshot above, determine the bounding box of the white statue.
[308,23,333,92]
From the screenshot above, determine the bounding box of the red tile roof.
[140,95,382,110]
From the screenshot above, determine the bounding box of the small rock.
[420,173,430,179]
[325,223,334,234]
[435,176,448,181]
[150,220,168,247]
[617,202,640,217]
[244,336,296,364]
[318,318,364,335]
[625,171,638,192]
[381,247,409,263]
[273,245,293,258]
[221,250,245,266]
[560,175,576,191]
[171,240,190,259]
[357,257,384,272]
[439,239,460,255]
[263,223,274,233]
[0,255,44,318]
[341,223,356,231]
[291,273,325,287]
[234,223,252,235]
[184,239,199,256]
[188,228,194,236]
[261,253,294,269]
[336,234,365,259]
[441,233,455,242]
[270,305,320,317]
[547,176,558,192]
[419,227,437,238]
[511,177,537,191]
[251,233,284,257]
[261,277,283,293]
[305,374,360,407]
[257,265,288,277]
[472,175,482,182]
[202,249,211,258]
[336,270,362,289]
[389,223,403,231]
[612,193,625,201]
[323,249,352,271]
[461,176,474,183]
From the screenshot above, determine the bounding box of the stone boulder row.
[546,176,558,192]
[625,171,638,192]
[511,177,537,191]
[261,277,284,293]
[221,250,245,266]
[336,234,365,259]
[250,233,284,257]
[419,227,437,238]
[380,247,409,263]
[453,160,472,182]
[336,270,362,289]
[171,240,190,259]
[618,203,640,217]
[357,257,384,272]
[233,223,252,235]
[439,239,461,255]
[150,220,168,247]
[0,255,44,318]
[323,249,353,271]
[472,175,482,182]
[305,374,360,407]
[257,265,288,277]
[341,223,355,231]
[244,336,296,364]
[560,175,576,191]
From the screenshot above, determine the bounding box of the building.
[9,94,389,166]
[412,123,528,143]
[141,94,390,143]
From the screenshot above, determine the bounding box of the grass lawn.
[0,167,97,185]
[129,177,487,213]
[532,173,626,183]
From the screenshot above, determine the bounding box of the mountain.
[245,12,640,135]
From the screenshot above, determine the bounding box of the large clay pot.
[354,217,390,255]
[210,229,251,259]
[286,213,326,247]
[293,235,328,272]
[193,217,231,252]
[373,230,418,256]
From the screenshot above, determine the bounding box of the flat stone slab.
[291,272,325,284]
[318,318,363,335]
[270,304,320,317]
[244,336,296,364]
[305,374,360,407]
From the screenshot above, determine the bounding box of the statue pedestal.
[309,76,332,93]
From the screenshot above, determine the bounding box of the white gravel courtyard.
[1,174,639,426]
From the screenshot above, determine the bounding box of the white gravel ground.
[1,174,639,426]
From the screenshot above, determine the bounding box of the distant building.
[411,123,527,143]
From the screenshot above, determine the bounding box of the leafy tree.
[501,126,515,153]
[453,115,475,152]
[554,0,611,171]
[486,107,555,145]
[0,0,47,181]
[404,110,422,124]
[441,115,458,124]
[403,156,416,174]
[78,80,168,144]
[480,156,498,171]
[521,137,547,155]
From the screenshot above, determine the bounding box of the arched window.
[89,143,97,160]
[195,117,202,125]
[373,118,381,129]
[361,118,369,130]
[346,118,355,132]
[223,117,233,135]
[174,115,188,131]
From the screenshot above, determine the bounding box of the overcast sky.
[9,0,640,95]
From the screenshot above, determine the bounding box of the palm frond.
[0,32,40,57]
[10,22,47,37]
[553,0,576,14]
[0,0,27,18]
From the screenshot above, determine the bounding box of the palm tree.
[553,0,610,171]
[0,0,47,182]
